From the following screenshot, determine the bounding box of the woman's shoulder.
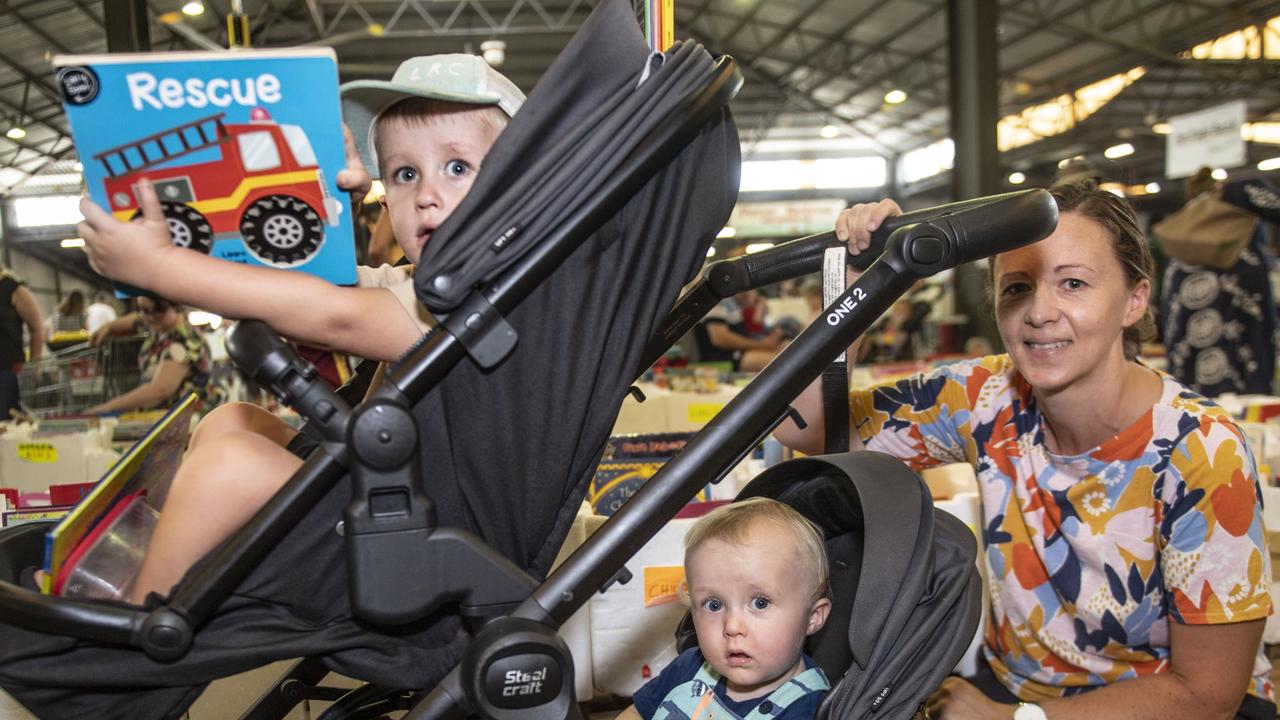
[1151,370,1250,451]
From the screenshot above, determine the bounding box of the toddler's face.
[375,109,502,266]
[685,522,829,701]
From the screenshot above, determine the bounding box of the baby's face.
[375,109,502,266]
[685,522,829,701]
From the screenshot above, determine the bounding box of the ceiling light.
[1152,122,1172,135]
[181,1,204,15]
[60,237,84,248]
[6,127,26,140]
[1259,157,1280,172]
[883,89,907,105]
[745,242,775,254]
[1144,182,1161,194]
[1211,168,1228,180]
[481,40,506,68]
[819,125,839,139]
[1008,171,1026,185]
[1057,156,1083,169]
[1103,142,1134,159]
[716,226,736,239]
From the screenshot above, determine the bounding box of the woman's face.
[136,298,178,333]
[992,211,1149,395]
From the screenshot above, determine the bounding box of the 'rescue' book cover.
[53,48,358,291]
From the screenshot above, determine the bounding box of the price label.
[17,442,58,464]
[686,403,724,425]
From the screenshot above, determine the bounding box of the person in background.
[85,292,118,336]
[777,181,1274,720]
[1161,167,1280,396]
[695,286,786,372]
[45,289,86,340]
[621,498,831,720]
[0,265,44,420]
[85,296,211,415]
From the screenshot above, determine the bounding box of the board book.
[40,393,198,594]
[53,48,358,294]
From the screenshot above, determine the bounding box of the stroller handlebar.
[707,187,1057,297]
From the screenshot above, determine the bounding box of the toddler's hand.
[78,179,172,288]
[335,123,373,199]
[835,199,902,257]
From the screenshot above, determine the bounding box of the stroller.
[0,0,1058,715]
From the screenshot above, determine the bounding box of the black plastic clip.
[784,405,808,430]
[442,290,518,369]
[599,566,634,594]
[627,385,647,403]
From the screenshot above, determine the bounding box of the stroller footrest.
[348,526,538,626]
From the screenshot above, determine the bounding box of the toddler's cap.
[341,54,525,179]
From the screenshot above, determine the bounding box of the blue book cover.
[53,48,358,291]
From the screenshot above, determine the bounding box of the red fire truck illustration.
[94,109,342,266]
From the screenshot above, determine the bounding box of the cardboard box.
[589,515,701,698]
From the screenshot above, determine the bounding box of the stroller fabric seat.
[0,0,740,716]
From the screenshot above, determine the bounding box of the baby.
[623,497,832,719]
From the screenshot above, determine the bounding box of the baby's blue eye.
[446,160,472,177]
[392,167,417,183]
[701,598,723,612]
[751,597,770,611]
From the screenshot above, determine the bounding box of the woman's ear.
[1122,277,1151,328]
[807,597,832,635]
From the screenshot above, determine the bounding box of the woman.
[46,289,87,339]
[85,296,211,414]
[775,182,1273,720]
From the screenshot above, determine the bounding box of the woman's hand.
[78,179,174,289]
[924,677,1015,720]
[835,199,903,257]
[336,123,373,199]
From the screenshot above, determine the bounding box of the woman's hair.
[988,180,1156,360]
[57,290,85,316]
[684,497,829,600]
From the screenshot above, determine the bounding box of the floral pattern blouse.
[136,318,212,410]
[850,354,1273,701]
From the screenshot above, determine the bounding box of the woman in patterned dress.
[85,295,211,414]
[776,181,1273,720]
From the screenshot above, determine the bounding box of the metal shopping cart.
[16,337,144,418]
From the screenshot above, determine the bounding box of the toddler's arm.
[78,180,420,362]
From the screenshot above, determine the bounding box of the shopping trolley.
[16,338,144,418]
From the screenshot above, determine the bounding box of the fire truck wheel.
[133,203,214,255]
[240,195,325,265]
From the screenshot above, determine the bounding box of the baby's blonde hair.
[373,97,509,176]
[684,497,829,600]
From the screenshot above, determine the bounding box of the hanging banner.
[1166,100,1246,179]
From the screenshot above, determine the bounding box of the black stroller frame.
[0,2,1060,713]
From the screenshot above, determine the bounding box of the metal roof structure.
[0,0,1278,274]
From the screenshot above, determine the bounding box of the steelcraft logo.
[502,667,549,697]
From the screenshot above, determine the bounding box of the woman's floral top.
[850,354,1272,701]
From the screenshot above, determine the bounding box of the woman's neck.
[1034,357,1162,456]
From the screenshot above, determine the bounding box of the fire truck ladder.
[93,113,229,179]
